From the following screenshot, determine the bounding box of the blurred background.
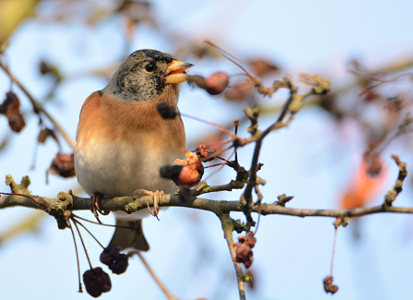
[1,0,413,299]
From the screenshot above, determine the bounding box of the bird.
[74,49,192,251]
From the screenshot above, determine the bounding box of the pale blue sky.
[1,1,413,299]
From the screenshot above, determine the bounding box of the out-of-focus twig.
[0,61,76,150]
[130,251,178,300]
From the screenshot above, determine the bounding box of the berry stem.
[72,219,93,269]
[181,112,236,137]
[68,220,83,293]
[204,39,258,85]
[72,213,134,230]
[72,218,105,249]
[330,225,338,276]
[203,149,235,181]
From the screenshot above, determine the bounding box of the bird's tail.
[108,219,149,251]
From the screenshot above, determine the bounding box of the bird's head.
[103,49,193,102]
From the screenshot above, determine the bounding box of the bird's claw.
[90,192,103,223]
[134,189,164,220]
[90,192,109,224]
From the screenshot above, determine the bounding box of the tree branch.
[1,175,412,222]
[219,213,246,300]
[0,150,409,300]
[242,79,296,204]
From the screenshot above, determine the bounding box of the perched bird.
[74,49,192,251]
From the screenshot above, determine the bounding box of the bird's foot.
[134,189,164,220]
[90,192,109,223]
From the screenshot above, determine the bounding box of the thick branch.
[0,153,409,224]
[2,191,413,220]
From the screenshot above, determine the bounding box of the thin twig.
[131,251,178,300]
[219,213,246,300]
[234,120,240,163]
[243,86,295,203]
[202,149,235,181]
[204,39,258,84]
[0,191,48,209]
[253,185,263,235]
[181,112,236,137]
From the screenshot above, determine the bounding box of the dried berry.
[173,152,204,186]
[157,102,178,119]
[365,153,383,177]
[243,231,257,247]
[204,72,229,95]
[0,92,25,132]
[323,275,339,294]
[248,58,279,76]
[224,81,254,101]
[46,153,75,181]
[37,128,58,144]
[108,253,128,274]
[233,232,256,268]
[196,144,217,162]
[195,131,226,162]
[188,73,229,95]
[100,246,129,274]
[100,246,117,266]
[235,243,253,268]
[83,267,111,297]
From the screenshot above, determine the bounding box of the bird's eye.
[144,63,155,72]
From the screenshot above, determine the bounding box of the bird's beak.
[165,60,193,84]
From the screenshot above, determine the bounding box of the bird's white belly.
[75,139,179,198]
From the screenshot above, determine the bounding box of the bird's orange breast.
[75,88,186,196]
[76,89,185,151]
